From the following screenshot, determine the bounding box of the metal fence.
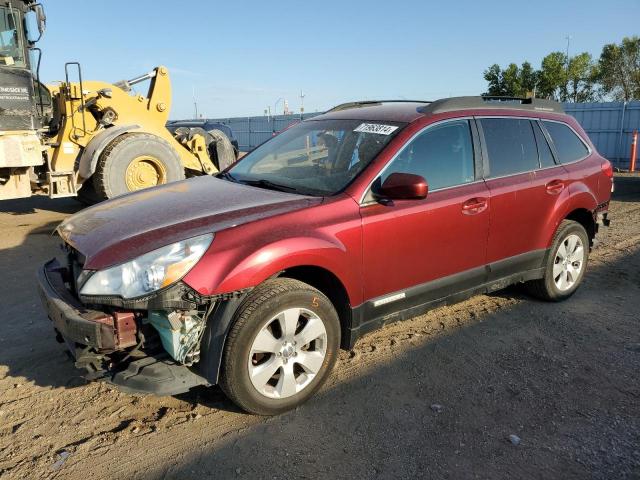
[563,102,640,169]
[206,102,640,168]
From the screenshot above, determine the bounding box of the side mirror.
[374,172,428,200]
[25,4,46,43]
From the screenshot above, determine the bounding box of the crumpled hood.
[58,176,320,270]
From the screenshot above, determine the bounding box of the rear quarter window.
[542,121,590,164]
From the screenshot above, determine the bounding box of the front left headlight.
[79,233,213,299]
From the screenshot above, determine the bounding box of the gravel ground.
[0,174,639,480]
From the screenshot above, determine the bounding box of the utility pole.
[192,86,198,120]
[565,35,572,102]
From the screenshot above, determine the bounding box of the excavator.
[0,1,236,203]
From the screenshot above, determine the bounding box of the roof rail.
[418,96,564,115]
[328,99,432,112]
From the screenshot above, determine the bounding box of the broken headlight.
[79,233,213,299]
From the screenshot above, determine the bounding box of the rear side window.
[533,122,556,168]
[380,119,475,190]
[542,121,589,164]
[480,118,538,177]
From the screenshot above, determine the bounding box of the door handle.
[462,197,488,215]
[545,180,565,195]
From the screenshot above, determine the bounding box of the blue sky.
[37,0,638,119]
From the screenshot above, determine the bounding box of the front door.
[360,119,490,319]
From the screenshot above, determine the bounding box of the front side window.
[228,119,405,196]
[380,120,475,191]
[481,118,539,178]
[0,6,26,68]
[542,121,590,164]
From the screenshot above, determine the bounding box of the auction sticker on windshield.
[354,123,399,135]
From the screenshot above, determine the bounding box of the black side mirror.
[373,172,428,200]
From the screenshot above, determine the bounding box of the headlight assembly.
[79,233,213,299]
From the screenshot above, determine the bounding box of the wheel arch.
[544,190,598,249]
[77,124,140,180]
[565,208,596,246]
[276,265,353,350]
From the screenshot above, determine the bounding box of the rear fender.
[546,186,597,247]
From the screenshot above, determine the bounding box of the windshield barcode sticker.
[354,123,398,135]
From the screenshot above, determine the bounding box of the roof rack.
[418,96,564,115]
[328,99,432,112]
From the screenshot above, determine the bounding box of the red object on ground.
[630,130,638,173]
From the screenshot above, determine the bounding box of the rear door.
[478,117,553,279]
[360,118,490,317]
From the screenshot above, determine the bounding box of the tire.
[75,180,104,205]
[219,278,340,415]
[526,220,590,301]
[207,129,236,171]
[93,133,185,199]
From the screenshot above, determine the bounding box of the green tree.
[482,62,538,97]
[483,64,506,96]
[597,36,640,101]
[567,52,599,102]
[537,52,568,100]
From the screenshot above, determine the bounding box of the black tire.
[207,129,236,171]
[219,278,340,415]
[93,133,185,199]
[75,180,104,205]
[526,220,590,301]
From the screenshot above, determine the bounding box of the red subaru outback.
[38,97,612,414]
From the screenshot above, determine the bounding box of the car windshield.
[227,118,405,196]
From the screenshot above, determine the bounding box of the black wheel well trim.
[564,207,597,246]
[276,265,353,350]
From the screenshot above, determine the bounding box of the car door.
[360,118,490,319]
[478,117,560,280]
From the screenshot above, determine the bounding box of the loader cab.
[0,1,50,131]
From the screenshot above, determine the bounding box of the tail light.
[601,159,613,179]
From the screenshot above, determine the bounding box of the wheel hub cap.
[248,307,327,399]
[125,155,168,191]
[553,233,585,291]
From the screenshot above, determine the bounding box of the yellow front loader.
[1,64,235,203]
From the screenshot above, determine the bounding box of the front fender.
[183,232,361,306]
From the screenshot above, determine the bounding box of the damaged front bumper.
[36,258,209,396]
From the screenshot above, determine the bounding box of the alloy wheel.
[553,233,585,291]
[248,308,327,399]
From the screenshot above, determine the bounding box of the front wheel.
[526,220,590,301]
[219,278,340,415]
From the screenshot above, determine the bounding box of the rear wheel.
[220,278,340,415]
[207,129,236,171]
[93,133,184,199]
[526,220,589,301]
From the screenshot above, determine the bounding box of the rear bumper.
[37,258,209,395]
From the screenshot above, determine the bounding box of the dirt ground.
[0,174,639,480]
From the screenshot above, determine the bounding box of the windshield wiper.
[217,171,237,182]
[241,179,301,194]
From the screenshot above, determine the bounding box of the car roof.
[311,97,565,124]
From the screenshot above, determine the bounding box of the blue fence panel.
[563,101,640,168]
[202,102,640,169]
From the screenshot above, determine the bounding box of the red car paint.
[57,101,612,313]
[181,105,612,309]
